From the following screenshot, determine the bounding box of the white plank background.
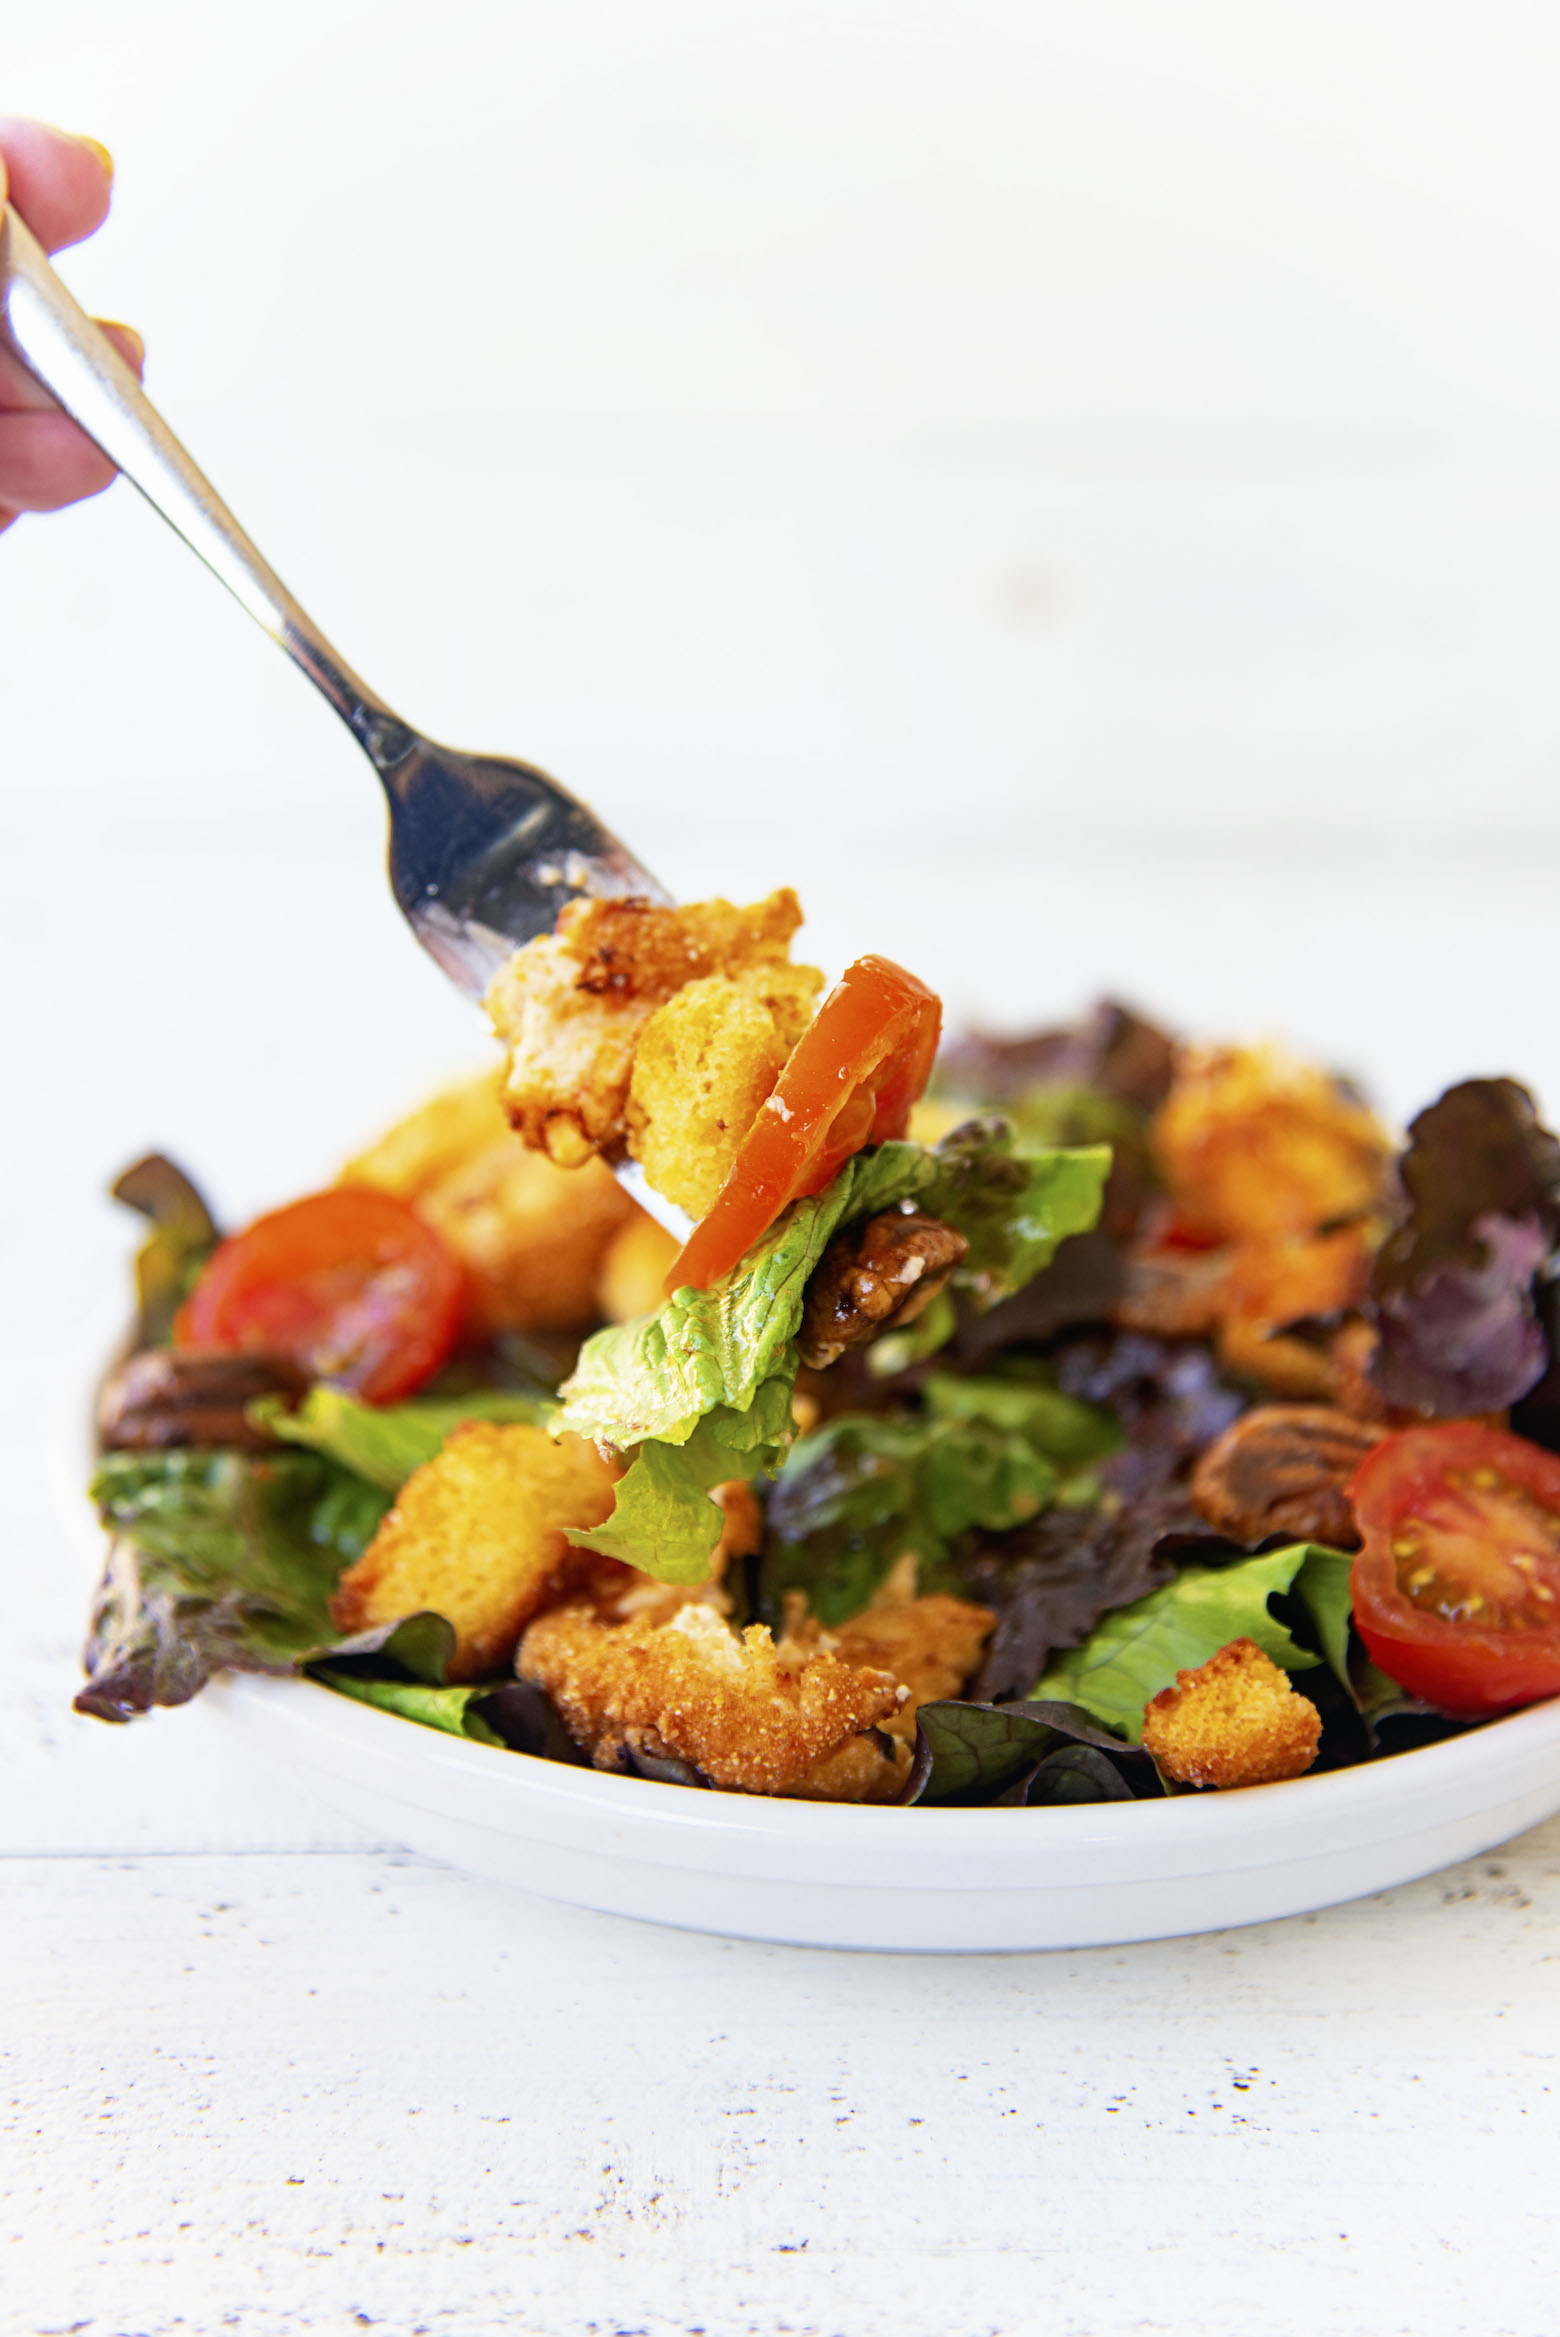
[5,5,1560,2331]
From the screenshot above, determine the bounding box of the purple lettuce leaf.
[1367,1078,1560,1416]
[1373,1211,1549,1414]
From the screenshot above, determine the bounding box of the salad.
[80,888,1560,1809]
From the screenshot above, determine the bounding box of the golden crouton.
[1141,1638,1322,1789]
[484,889,820,1171]
[625,965,823,1218]
[341,1071,634,1334]
[330,1422,619,1681]
[595,1212,683,1323]
[516,1599,902,1795]
[1153,1044,1390,1243]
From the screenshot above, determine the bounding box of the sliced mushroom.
[1188,1403,1388,1550]
[96,1348,310,1453]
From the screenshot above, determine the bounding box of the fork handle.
[0,203,410,764]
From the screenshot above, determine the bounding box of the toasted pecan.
[798,1208,969,1369]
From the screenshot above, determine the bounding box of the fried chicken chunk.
[831,1588,996,1740]
[1190,1404,1387,1549]
[799,1206,970,1369]
[330,1422,618,1681]
[1153,1044,1391,1243]
[1141,1638,1322,1789]
[781,1569,995,1802]
[484,889,819,1172]
[515,1599,902,1795]
[340,1071,634,1334]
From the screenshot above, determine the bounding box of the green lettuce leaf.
[308,1665,590,1762]
[1290,1546,1355,1686]
[1282,1546,1429,1727]
[252,1384,552,1491]
[311,1671,514,1744]
[914,1118,1112,1303]
[921,1369,1122,1468]
[556,1123,1110,1585]
[79,1449,391,1721]
[565,1381,796,1582]
[763,1372,1118,1625]
[764,1411,1060,1625]
[1033,1543,1350,1742]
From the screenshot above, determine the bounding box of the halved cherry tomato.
[668,954,942,1293]
[174,1187,463,1406]
[1348,1422,1560,1717]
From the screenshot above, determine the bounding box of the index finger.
[0,117,114,254]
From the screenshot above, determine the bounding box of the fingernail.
[100,319,144,369]
[73,133,114,181]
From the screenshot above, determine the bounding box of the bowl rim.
[212,1663,1560,1851]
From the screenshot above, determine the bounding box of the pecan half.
[798,1208,969,1370]
[1188,1403,1387,1550]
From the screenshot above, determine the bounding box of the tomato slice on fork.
[667,954,942,1294]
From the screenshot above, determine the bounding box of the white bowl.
[204,1669,1560,1952]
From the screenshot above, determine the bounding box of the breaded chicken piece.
[830,1589,996,1743]
[1141,1638,1322,1789]
[341,1071,633,1334]
[1153,1044,1390,1243]
[625,964,823,1217]
[775,1569,995,1801]
[516,1599,902,1795]
[485,889,818,1171]
[330,1422,619,1681]
[788,1731,910,1803]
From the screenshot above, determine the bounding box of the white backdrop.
[9,3,1560,1169]
[5,0,1560,1326]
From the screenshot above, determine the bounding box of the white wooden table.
[7,7,1560,2322]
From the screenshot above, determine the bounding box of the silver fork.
[0,202,691,1237]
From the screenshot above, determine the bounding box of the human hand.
[1,117,144,537]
